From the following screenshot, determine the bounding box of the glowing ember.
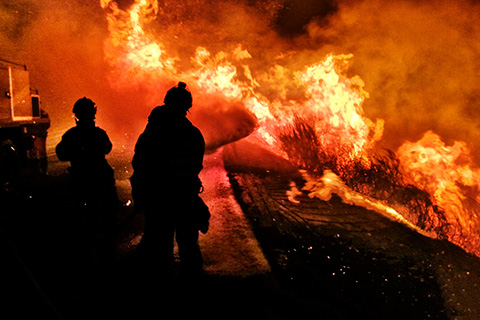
[99,0,480,258]
[287,181,302,204]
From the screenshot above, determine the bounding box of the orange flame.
[101,0,176,88]
[397,131,480,255]
[99,0,480,258]
[295,54,381,158]
[302,170,436,238]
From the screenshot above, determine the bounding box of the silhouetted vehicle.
[0,59,50,188]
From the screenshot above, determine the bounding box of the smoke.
[2,0,480,162]
[0,0,125,149]
[98,0,290,151]
[304,0,480,163]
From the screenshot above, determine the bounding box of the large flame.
[397,131,480,254]
[99,0,480,257]
[101,0,176,88]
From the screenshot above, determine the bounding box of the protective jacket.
[131,105,205,203]
[56,121,116,205]
[57,121,113,176]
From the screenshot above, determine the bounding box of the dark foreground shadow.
[0,171,285,320]
[2,154,480,320]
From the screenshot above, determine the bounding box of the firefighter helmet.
[73,97,97,120]
[164,82,193,111]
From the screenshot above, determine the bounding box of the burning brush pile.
[98,0,480,258]
[279,114,448,238]
[272,55,480,258]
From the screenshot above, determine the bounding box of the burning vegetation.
[2,0,480,257]
[96,0,480,258]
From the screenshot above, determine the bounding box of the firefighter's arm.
[55,135,72,161]
[99,128,113,155]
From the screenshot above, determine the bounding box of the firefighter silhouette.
[131,82,209,277]
[56,97,118,265]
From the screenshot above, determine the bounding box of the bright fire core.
[100,0,480,258]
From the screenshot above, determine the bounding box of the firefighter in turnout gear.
[131,82,209,278]
[56,97,118,266]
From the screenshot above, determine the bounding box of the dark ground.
[1,140,480,319]
[222,140,480,319]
